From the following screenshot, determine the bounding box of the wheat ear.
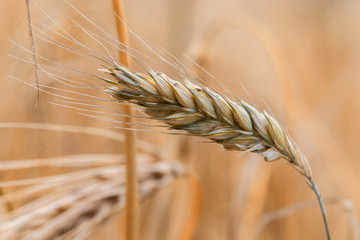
[102,63,330,239]
[1,160,184,240]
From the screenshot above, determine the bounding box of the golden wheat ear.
[99,60,330,239]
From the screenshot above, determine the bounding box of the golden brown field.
[1,0,360,239]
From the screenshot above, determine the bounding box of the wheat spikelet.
[103,64,312,183]
[1,160,184,240]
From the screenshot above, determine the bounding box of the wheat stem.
[310,180,331,240]
[111,1,139,239]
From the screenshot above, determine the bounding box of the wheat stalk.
[1,160,185,240]
[101,62,330,239]
[110,0,139,239]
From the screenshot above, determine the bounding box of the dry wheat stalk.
[0,160,184,240]
[110,1,139,239]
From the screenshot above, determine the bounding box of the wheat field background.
[1,0,360,239]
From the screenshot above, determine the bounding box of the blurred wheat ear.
[1,158,185,240]
[0,123,190,240]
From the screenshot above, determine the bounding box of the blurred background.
[1,0,360,239]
